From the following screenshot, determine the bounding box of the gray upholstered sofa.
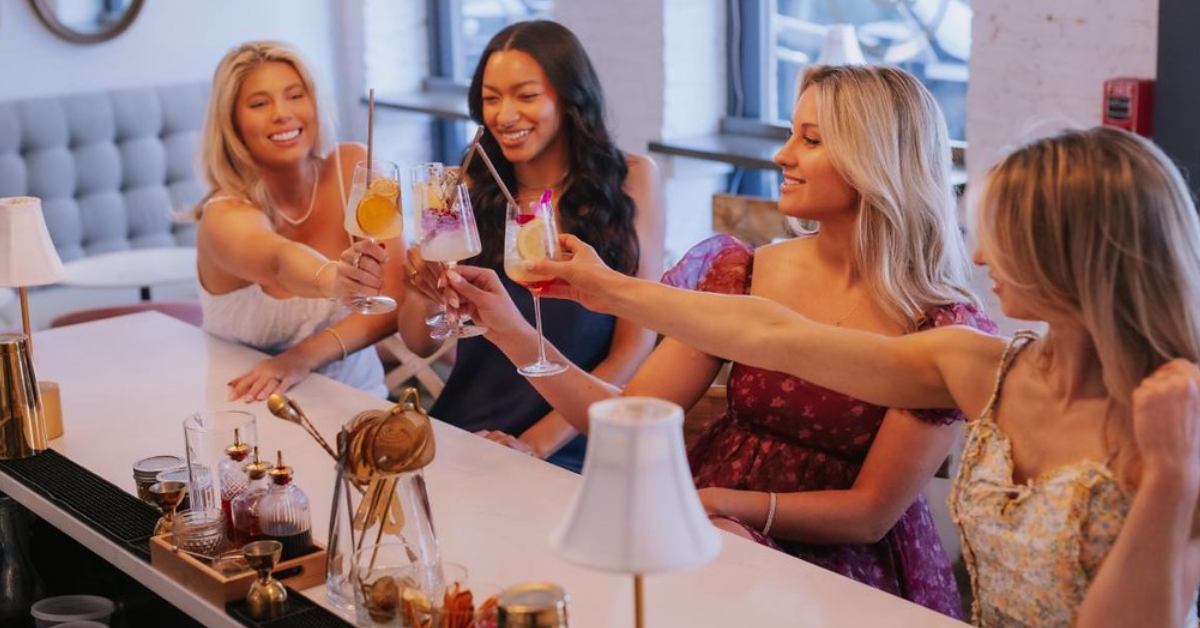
[0,82,209,328]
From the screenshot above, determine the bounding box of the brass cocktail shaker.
[0,334,47,460]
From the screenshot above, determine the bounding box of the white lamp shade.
[552,397,720,575]
[0,197,65,287]
[817,24,867,66]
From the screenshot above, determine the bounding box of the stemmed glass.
[504,196,567,377]
[410,165,487,339]
[344,159,403,315]
[147,480,187,535]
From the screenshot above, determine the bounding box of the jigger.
[244,540,287,620]
[147,480,187,536]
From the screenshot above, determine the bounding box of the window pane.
[457,0,554,82]
[770,0,971,140]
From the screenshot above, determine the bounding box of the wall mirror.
[30,0,145,44]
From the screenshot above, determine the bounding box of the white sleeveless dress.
[199,283,386,397]
[198,149,388,398]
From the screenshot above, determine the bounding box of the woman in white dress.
[194,41,403,399]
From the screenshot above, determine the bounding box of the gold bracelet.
[314,260,337,294]
[324,327,348,361]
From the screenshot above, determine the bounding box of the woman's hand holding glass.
[527,234,629,314]
[443,265,534,341]
[334,239,387,306]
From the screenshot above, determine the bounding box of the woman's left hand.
[477,430,539,457]
[228,353,314,402]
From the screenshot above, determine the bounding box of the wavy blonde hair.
[800,65,976,329]
[196,40,334,222]
[978,127,1200,475]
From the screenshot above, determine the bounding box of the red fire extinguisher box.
[1103,78,1155,137]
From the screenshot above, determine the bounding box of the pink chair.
[49,302,203,329]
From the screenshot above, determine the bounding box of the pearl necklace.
[274,161,320,227]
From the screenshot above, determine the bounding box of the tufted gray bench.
[0,82,210,328]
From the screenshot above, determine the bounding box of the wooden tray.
[149,534,326,607]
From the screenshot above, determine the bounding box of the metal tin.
[132,455,184,503]
[498,582,569,628]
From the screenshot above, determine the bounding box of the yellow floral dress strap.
[976,330,1040,423]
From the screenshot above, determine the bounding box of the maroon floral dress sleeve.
[660,234,752,295]
[906,303,1000,425]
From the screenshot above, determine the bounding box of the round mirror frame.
[29,0,145,44]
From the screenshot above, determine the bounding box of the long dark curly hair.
[465,20,640,276]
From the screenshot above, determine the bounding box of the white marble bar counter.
[0,312,966,627]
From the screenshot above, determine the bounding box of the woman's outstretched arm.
[531,234,1004,417]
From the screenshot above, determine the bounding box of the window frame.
[724,0,969,152]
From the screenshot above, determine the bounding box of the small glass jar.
[230,448,272,547]
[257,451,313,561]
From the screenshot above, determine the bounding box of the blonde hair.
[196,41,334,222]
[979,127,1200,475]
[800,65,976,329]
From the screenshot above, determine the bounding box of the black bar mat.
[0,450,352,627]
[226,588,354,627]
[0,449,158,561]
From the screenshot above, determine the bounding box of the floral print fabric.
[665,235,998,619]
[949,332,1136,627]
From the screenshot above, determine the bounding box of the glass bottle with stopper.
[219,428,251,531]
[258,450,314,561]
[230,447,272,546]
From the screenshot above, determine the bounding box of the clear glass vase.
[326,467,443,613]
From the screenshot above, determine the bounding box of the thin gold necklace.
[516,170,569,194]
[832,298,864,327]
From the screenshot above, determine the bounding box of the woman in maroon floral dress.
[402,65,996,619]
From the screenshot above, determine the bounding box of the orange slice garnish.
[356,194,396,236]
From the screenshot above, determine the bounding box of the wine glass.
[504,197,567,377]
[409,163,450,334]
[411,165,487,339]
[344,159,403,315]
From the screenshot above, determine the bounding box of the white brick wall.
[558,0,729,264]
[964,0,1158,337]
[555,0,666,156]
[966,0,1159,184]
[336,0,434,169]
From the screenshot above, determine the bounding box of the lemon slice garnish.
[516,217,549,261]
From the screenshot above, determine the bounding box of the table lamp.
[552,397,721,628]
[0,197,65,443]
[817,24,867,66]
